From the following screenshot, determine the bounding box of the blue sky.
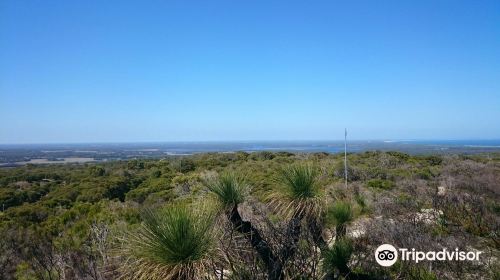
[1,0,499,143]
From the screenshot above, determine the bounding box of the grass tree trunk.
[280,211,306,265]
[308,221,332,280]
[309,220,328,249]
[282,216,301,258]
[336,224,347,238]
[229,205,284,280]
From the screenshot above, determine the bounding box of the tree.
[269,164,327,254]
[327,201,354,238]
[206,173,283,280]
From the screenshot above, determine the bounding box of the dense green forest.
[0,151,499,279]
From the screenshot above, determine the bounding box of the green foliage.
[14,262,37,280]
[387,151,410,161]
[404,266,438,280]
[489,201,500,215]
[76,187,106,203]
[423,155,443,166]
[170,158,196,173]
[227,265,254,280]
[366,179,395,190]
[143,190,176,205]
[354,193,368,214]
[334,161,361,181]
[490,262,500,280]
[0,184,50,210]
[326,200,355,238]
[5,204,50,225]
[0,151,498,279]
[326,201,354,229]
[126,187,153,203]
[123,204,217,279]
[276,151,294,157]
[396,193,413,205]
[128,159,145,170]
[90,166,105,176]
[322,238,353,275]
[251,151,275,160]
[125,176,174,203]
[205,172,247,207]
[277,164,320,199]
[269,163,324,219]
[416,167,433,180]
[151,169,162,178]
[104,180,131,201]
[235,151,250,161]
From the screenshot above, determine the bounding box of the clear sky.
[1,0,499,143]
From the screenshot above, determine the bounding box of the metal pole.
[344,128,348,188]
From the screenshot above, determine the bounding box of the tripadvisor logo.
[375,244,398,266]
[375,244,482,267]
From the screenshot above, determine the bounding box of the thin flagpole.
[344,128,348,187]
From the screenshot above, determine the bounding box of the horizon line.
[1,138,500,146]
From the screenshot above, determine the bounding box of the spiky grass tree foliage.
[322,238,353,277]
[327,201,354,238]
[205,172,247,209]
[206,172,282,280]
[354,192,368,214]
[122,204,218,280]
[269,164,325,220]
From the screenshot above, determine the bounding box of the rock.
[437,186,446,196]
[347,217,370,238]
[415,208,443,224]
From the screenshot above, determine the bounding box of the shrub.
[128,160,145,170]
[170,158,196,173]
[250,151,275,161]
[333,161,361,181]
[424,155,443,166]
[104,180,131,201]
[405,266,438,280]
[151,169,162,178]
[90,166,105,176]
[366,179,395,190]
[416,168,433,180]
[126,187,156,203]
[387,151,410,161]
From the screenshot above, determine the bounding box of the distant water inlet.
[1,140,500,167]
[16,157,96,165]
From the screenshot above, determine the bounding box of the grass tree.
[270,164,325,221]
[322,238,353,279]
[205,172,282,280]
[205,172,247,209]
[327,201,354,238]
[121,204,219,280]
[322,237,378,280]
[268,163,328,269]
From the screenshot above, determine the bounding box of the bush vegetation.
[0,151,499,279]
